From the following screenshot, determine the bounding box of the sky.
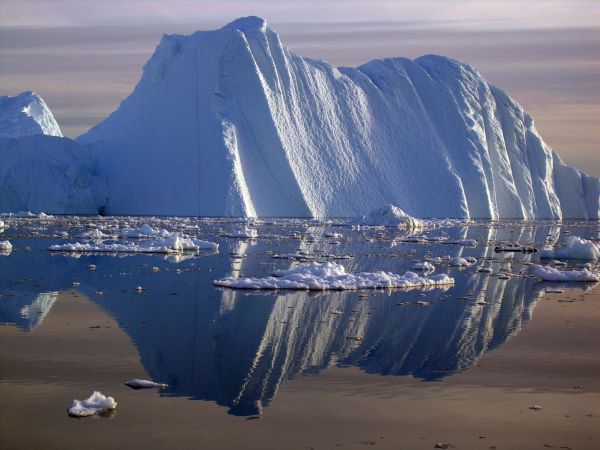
[1,0,599,176]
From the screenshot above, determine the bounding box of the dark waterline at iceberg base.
[1,216,598,417]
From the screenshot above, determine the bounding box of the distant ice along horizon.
[1,16,599,219]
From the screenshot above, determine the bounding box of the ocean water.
[0,216,598,417]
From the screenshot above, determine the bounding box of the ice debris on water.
[530,265,599,282]
[411,261,435,272]
[125,379,168,389]
[0,240,12,252]
[349,204,424,229]
[48,235,218,254]
[67,391,117,417]
[213,261,454,290]
[539,236,600,260]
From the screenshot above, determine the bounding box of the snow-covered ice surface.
[539,236,600,260]
[213,261,454,290]
[1,216,598,417]
[530,265,599,282]
[0,134,108,214]
[67,391,117,417]
[0,91,62,138]
[77,17,599,219]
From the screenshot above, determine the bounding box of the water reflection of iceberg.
[0,291,58,330]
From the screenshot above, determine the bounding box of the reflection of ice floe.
[530,264,599,282]
[19,291,59,328]
[539,236,600,260]
[0,291,58,330]
[214,261,454,290]
[48,236,218,254]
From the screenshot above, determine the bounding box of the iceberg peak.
[223,16,268,33]
[0,91,62,138]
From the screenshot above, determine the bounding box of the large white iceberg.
[0,91,62,138]
[213,261,454,290]
[77,16,599,219]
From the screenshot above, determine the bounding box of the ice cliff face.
[76,16,598,219]
[0,91,62,138]
[0,135,108,214]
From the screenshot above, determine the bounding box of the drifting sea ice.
[411,261,436,272]
[125,379,168,389]
[530,264,599,282]
[67,391,117,417]
[539,236,600,260]
[349,204,424,229]
[118,224,172,238]
[0,240,12,252]
[221,226,258,238]
[49,235,218,254]
[213,261,454,290]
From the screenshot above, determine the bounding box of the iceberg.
[77,16,599,219]
[0,91,62,138]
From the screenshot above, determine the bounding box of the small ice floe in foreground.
[213,261,454,290]
[67,391,117,417]
[0,219,5,228]
[411,261,435,272]
[0,240,12,252]
[539,236,600,260]
[48,236,218,254]
[545,288,564,294]
[529,405,543,411]
[349,204,423,229]
[530,265,599,282]
[125,379,168,389]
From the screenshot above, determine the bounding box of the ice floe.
[67,391,117,417]
[49,236,218,254]
[125,379,168,389]
[213,261,453,290]
[530,264,599,282]
[0,240,12,252]
[539,236,600,260]
[118,224,172,238]
[350,205,424,229]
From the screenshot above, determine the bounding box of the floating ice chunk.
[221,226,258,238]
[0,219,5,228]
[118,224,172,238]
[450,257,476,267]
[530,264,599,282]
[67,391,117,417]
[213,261,454,290]
[494,243,537,253]
[325,232,343,239]
[411,261,435,272]
[49,236,218,254]
[125,379,168,389]
[80,229,114,240]
[539,236,600,260]
[350,204,423,229]
[441,239,477,246]
[0,240,12,252]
